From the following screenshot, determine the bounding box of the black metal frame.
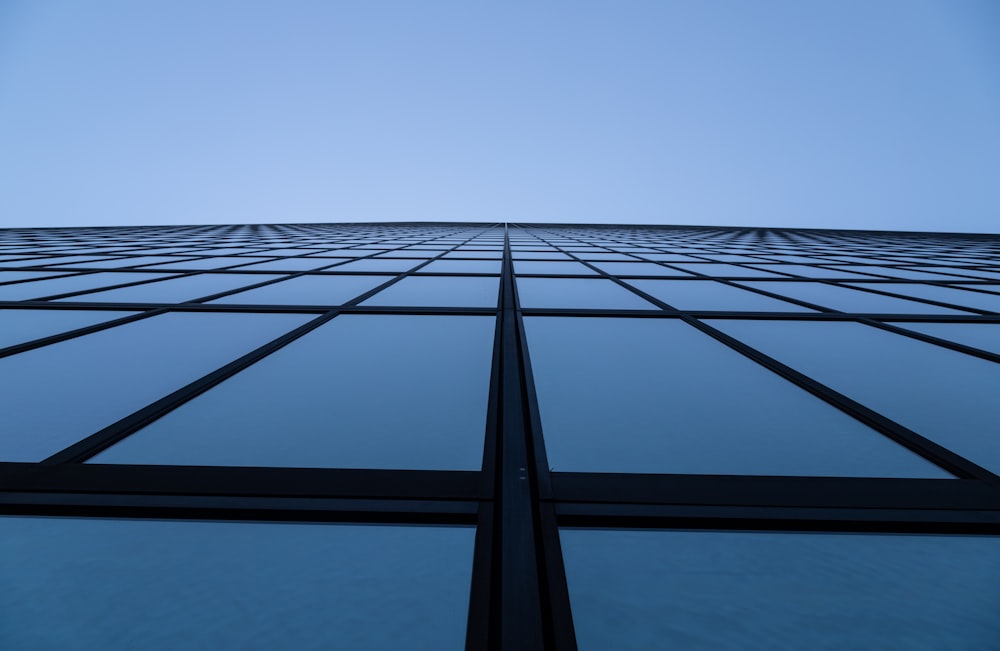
[2,221,1000,650]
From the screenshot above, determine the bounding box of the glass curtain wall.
[1,222,999,650]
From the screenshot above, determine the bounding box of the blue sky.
[1,1,998,231]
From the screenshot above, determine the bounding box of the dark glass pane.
[419,259,502,274]
[93,315,495,470]
[362,276,499,307]
[890,322,1000,356]
[514,261,597,276]
[627,280,813,312]
[524,317,947,477]
[0,312,310,461]
[212,275,388,306]
[58,274,282,303]
[516,278,656,309]
[710,319,1000,473]
[0,273,170,301]
[0,517,473,650]
[0,309,136,349]
[561,529,1000,651]
[737,281,969,314]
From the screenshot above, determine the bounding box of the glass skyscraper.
[1,222,998,650]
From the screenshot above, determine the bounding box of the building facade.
[1,222,999,649]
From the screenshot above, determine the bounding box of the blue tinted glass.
[0,273,169,301]
[516,278,656,309]
[672,263,783,277]
[561,529,1000,651]
[362,276,499,307]
[514,261,598,276]
[329,258,421,272]
[0,271,66,283]
[0,309,136,349]
[589,262,691,277]
[890,322,1000,356]
[512,251,573,260]
[151,257,258,270]
[0,517,473,651]
[710,320,1000,474]
[77,256,195,268]
[58,274,282,303]
[443,250,501,259]
[524,318,947,476]
[847,282,1000,313]
[840,266,961,280]
[0,312,310,461]
[419,259,502,274]
[94,315,495,470]
[231,258,344,271]
[627,280,813,312]
[737,281,968,314]
[745,264,874,279]
[212,275,388,306]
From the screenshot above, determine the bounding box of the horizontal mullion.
[0,463,488,500]
[0,492,479,524]
[550,473,1000,510]
[555,502,1000,534]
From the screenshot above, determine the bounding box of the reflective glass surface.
[94,315,495,469]
[516,278,656,309]
[362,276,499,307]
[0,517,473,650]
[514,261,598,276]
[710,319,1000,473]
[0,309,136,349]
[0,312,310,461]
[418,259,502,274]
[847,282,1000,313]
[58,273,282,303]
[524,317,947,476]
[737,281,969,314]
[561,529,1000,651]
[627,279,813,312]
[890,322,1000,356]
[212,275,388,305]
[0,272,169,301]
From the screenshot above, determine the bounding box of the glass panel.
[362,276,499,308]
[847,282,1000,313]
[76,256,197,269]
[0,309,136,349]
[0,517,473,651]
[561,528,1000,651]
[0,272,170,301]
[524,317,947,476]
[516,278,656,310]
[328,258,421,272]
[589,262,691,277]
[150,257,259,270]
[443,250,501,259]
[890,322,1000,356]
[511,251,573,260]
[419,259,502,274]
[212,275,388,306]
[709,319,1000,473]
[514,261,597,276]
[745,264,875,279]
[0,312,310,461]
[737,281,969,314]
[672,263,783,277]
[627,280,813,312]
[227,258,344,271]
[0,271,67,283]
[94,315,495,469]
[57,274,282,303]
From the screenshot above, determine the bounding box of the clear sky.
[1,1,998,232]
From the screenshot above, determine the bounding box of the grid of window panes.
[1,222,999,650]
